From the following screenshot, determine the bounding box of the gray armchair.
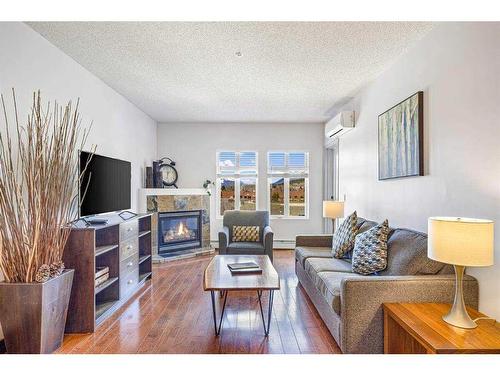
[218,210,274,262]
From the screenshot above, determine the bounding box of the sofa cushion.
[305,257,353,275]
[352,220,390,275]
[295,246,332,267]
[358,219,378,234]
[226,241,265,255]
[380,228,447,276]
[314,271,364,316]
[438,264,454,274]
[304,257,353,285]
[332,211,359,259]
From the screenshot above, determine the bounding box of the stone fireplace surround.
[139,188,213,262]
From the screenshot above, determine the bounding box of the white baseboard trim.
[271,239,296,249]
[210,239,295,249]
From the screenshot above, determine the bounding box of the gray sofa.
[218,210,274,262]
[295,217,479,354]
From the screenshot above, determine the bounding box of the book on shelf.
[145,166,153,188]
[95,266,109,279]
[95,272,110,287]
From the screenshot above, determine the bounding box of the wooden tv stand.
[63,213,153,333]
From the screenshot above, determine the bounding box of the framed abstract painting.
[378,91,424,180]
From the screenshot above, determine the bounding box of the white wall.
[0,22,157,212]
[338,23,500,319]
[0,22,157,340]
[157,122,324,242]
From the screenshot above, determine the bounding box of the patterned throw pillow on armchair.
[232,225,260,242]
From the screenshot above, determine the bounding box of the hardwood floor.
[57,250,341,354]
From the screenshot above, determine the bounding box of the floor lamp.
[323,201,345,234]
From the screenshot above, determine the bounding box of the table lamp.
[428,217,494,329]
[323,201,344,233]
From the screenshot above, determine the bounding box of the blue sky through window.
[268,152,285,168]
[218,151,236,168]
[239,152,256,168]
[218,151,257,174]
[268,151,307,171]
[289,152,306,168]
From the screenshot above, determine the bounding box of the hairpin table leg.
[211,290,228,335]
[257,290,274,336]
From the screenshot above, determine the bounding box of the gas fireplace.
[158,210,202,254]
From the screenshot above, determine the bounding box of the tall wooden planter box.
[0,269,74,354]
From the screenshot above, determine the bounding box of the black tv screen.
[79,151,131,217]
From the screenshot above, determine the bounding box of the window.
[267,151,309,218]
[216,151,258,216]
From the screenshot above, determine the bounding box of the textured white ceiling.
[27,22,434,123]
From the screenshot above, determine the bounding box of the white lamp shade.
[428,217,494,267]
[323,201,345,219]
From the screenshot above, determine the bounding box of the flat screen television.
[79,151,131,217]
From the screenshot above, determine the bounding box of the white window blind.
[217,151,257,175]
[268,151,309,175]
[216,151,258,216]
[267,151,309,218]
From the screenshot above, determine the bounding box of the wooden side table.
[383,303,500,354]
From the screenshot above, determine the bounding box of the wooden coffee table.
[203,255,280,336]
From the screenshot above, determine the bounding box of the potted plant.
[0,90,92,353]
[203,179,215,196]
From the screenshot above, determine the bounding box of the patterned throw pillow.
[352,219,390,275]
[232,226,260,242]
[332,211,359,259]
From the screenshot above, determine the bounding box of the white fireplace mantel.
[138,188,209,213]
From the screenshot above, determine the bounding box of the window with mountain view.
[216,151,258,216]
[267,151,309,218]
[269,177,285,215]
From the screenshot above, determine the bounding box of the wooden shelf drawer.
[120,253,139,275]
[120,237,138,260]
[120,219,138,241]
[120,269,139,297]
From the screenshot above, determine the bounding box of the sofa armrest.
[218,226,230,254]
[295,235,333,248]
[340,274,478,354]
[263,226,274,262]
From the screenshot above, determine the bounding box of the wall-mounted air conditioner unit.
[324,111,355,140]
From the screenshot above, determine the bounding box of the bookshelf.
[63,213,153,333]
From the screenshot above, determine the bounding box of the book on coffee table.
[229,267,263,274]
[227,261,262,274]
[227,262,259,270]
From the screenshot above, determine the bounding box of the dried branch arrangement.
[0,90,93,283]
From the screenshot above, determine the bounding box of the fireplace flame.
[163,219,197,243]
[177,221,186,236]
